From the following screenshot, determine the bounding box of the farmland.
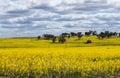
[0,36,120,78]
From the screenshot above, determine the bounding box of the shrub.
[86,40,92,44]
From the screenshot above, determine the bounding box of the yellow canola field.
[0,36,120,78]
[0,47,120,78]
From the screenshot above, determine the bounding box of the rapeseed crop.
[0,36,120,78]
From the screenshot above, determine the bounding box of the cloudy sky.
[0,0,120,37]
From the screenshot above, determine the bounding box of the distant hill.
[11,37,36,39]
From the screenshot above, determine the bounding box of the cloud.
[0,0,120,37]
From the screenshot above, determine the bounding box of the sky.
[0,0,120,37]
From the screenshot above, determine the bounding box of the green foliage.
[86,40,92,44]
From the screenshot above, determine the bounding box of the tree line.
[37,30,120,43]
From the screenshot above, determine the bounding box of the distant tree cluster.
[43,34,55,40]
[37,30,120,43]
[97,31,118,39]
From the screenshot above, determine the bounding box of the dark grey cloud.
[7,9,30,14]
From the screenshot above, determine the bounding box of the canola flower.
[0,47,120,78]
[0,36,120,78]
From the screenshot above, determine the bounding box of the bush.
[86,40,92,44]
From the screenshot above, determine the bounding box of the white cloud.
[108,0,120,9]
[0,0,120,37]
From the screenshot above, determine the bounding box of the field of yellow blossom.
[0,36,120,78]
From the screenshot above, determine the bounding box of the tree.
[37,36,41,40]
[52,36,56,43]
